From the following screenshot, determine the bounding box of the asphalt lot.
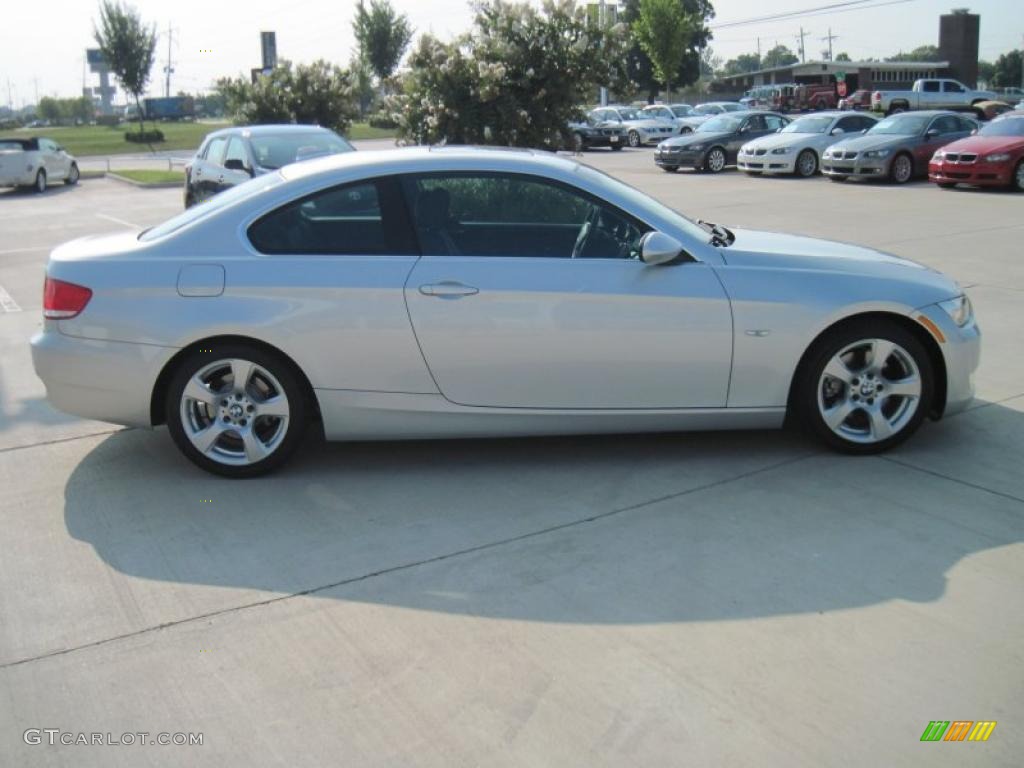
[1,148,1022,767]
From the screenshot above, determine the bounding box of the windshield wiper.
[697,219,735,247]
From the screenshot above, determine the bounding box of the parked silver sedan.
[738,111,878,177]
[31,148,979,477]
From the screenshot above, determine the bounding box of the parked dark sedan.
[567,116,626,151]
[184,125,354,207]
[654,111,789,173]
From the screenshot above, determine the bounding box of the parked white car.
[641,104,697,134]
[737,111,878,177]
[589,106,675,147]
[675,102,746,134]
[0,137,80,192]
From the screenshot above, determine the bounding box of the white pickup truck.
[871,78,996,116]
[0,136,80,193]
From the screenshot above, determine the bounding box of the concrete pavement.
[0,152,1021,767]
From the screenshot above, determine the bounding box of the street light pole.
[599,0,608,106]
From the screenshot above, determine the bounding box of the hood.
[663,131,730,148]
[678,115,713,127]
[828,133,911,152]
[49,231,147,262]
[623,118,665,128]
[938,135,1024,155]
[741,132,809,151]
[719,228,958,299]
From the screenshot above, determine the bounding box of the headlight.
[939,295,973,327]
[771,147,792,155]
[932,150,945,160]
[863,149,892,159]
[984,152,1011,162]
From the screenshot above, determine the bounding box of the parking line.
[0,247,49,256]
[0,284,22,313]
[96,213,141,229]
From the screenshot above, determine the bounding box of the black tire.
[64,164,79,185]
[795,149,818,178]
[611,144,624,151]
[34,169,46,194]
[1011,159,1024,192]
[165,344,310,478]
[794,319,934,454]
[887,104,907,116]
[704,147,727,173]
[679,126,693,134]
[936,182,956,189]
[627,130,641,148]
[828,175,848,182]
[661,166,678,173]
[889,152,914,184]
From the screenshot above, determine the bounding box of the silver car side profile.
[31,147,979,477]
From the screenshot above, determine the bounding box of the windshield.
[573,163,710,245]
[721,104,744,112]
[694,104,719,116]
[869,115,930,135]
[616,108,641,121]
[670,105,695,117]
[980,117,1024,137]
[139,172,285,241]
[782,116,834,134]
[697,116,741,133]
[250,131,353,170]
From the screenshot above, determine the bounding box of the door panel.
[405,257,733,409]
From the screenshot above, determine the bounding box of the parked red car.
[929,113,1024,190]
[838,89,871,111]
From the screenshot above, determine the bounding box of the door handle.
[419,281,479,298]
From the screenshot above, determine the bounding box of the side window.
[856,116,877,132]
[922,81,941,93]
[763,115,786,131]
[204,137,227,165]
[958,117,977,132]
[836,116,863,133]
[943,81,964,93]
[224,137,250,170]
[40,139,57,152]
[248,179,414,256]
[744,115,767,132]
[404,174,648,260]
[932,116,960,134]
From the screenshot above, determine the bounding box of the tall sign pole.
[599,0,608,106]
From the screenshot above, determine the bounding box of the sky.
[1,0,1021,107]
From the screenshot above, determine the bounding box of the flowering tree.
[396,0,631,148]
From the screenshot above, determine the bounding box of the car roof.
[883,110,963,118]
[203,124,339,140]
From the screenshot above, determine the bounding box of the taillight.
[872,92,881,101]
[43,276,92,319]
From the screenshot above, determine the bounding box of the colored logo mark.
[920,721,996,742]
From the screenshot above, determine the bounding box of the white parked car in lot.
[0,137,80,192]
[738,111,878,177]
[641,104,697,134]
[589,106,675,147]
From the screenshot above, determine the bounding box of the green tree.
[397,0,630,148]
[37,97,62,124]
[887,45,942,62]
[991,50,1022,89]
[93,0,157,136]
[976,59,995,87]
[353,0,413,82]
[761,44,798,69]
[721,52,760,76]
[834,52,851,62]
[217,60,358,134]
[622,0,714,102]
[632,0,699,100]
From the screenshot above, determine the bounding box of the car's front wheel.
[889,153,914,184]
[1012,159,1024,191]
[166,345,310,477]
[795,320,933,454]
[627,130,642,148]
[704,147,727,173]
[64,163,79,185]
[34,169,47,193]
[796,149,818,178]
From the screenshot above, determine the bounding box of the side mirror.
[224,158,251,174]
[640,231,685,266]
[831,128,845,136]
[925,128,940,138]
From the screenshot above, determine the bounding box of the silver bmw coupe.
[31,147,979,477]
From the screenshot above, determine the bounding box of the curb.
[106,173,182,189]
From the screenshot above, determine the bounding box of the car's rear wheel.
[796,149,818,177]
[795,321,933,454]
[64,164,79,185]
[828,174,848,182]
[661,165,678,173]
[166,345,309,477]
[627,130,641,148]
[705,147,727,173]
[611,144,623,151]
[34,170,46,193]
[889,153,913,184]
[936,182,957,189]
[679,126,693,134]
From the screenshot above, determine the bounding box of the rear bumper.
[0,169,37,187]
[928,159,1013,186]
[30,326,176,428]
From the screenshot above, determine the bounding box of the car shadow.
[0,184,79,199]
[62,403,1024,625]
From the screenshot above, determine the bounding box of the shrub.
[125,129,165,143]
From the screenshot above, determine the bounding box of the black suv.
[184,125,354,207]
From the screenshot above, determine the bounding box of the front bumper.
[655,148,704,168]
[31,325,176,428]
[928,159,1013,187]
[584,133,624,148]
[915,303,981,417]
[737,153,796,174]
[821,155,889,178]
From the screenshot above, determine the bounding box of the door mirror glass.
[224,158,249,173]
[639,231,685,266]
[831,127,845,136]
[925,128,940,138]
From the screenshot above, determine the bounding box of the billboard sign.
[260,31,277,71]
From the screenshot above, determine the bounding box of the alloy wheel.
[817,338,922,445]
[1015,161,1024,191]
[628,130,641,148]
[179,358,290,467]
[797,150,817,177]
[891,154,912,184]
[35,170,46,193]
[707,148,726,173]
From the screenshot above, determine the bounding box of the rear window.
[0,138,35,150]
[250,131,354,170]
[139,172,285,242]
